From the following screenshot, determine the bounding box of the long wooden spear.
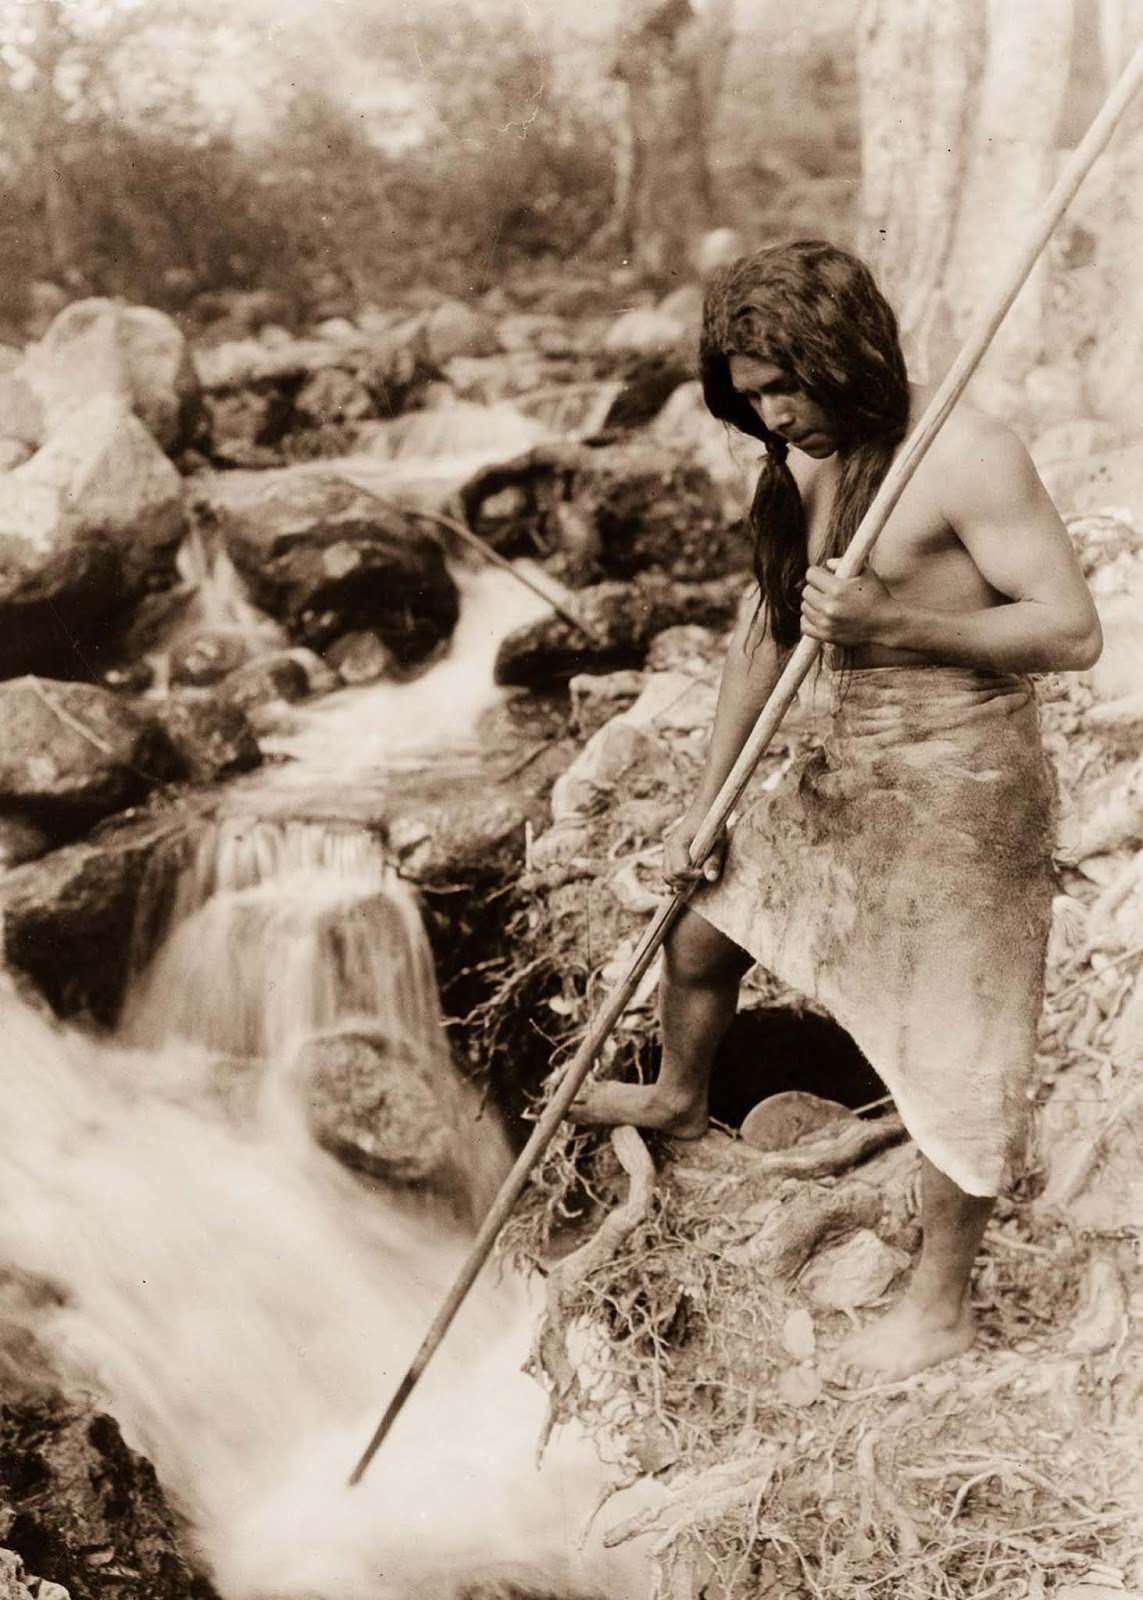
[348,41,1143,1488]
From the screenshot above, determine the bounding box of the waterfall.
[121,819,440,1062]
[0,814,657,1597]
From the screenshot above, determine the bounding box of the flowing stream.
[0,413,656,1597]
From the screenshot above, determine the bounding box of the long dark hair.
[700,241,910,647]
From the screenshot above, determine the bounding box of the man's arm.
[690,596,785,809]
[803,424,1103,673]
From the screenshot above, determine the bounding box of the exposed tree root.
[528,1124,656,1456]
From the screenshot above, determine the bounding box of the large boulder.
[16,298,199,452]
[494,574,744,688]
[298,1028,478,1217]
[196,469,460,661]
[0,821,184,1021]
[463,442,749,582]
[0,399,186,678]
[0,678,171,827]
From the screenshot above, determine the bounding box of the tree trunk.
[28,0,78,283]
[858,0,1074,408]
[939,0,1074,409]
[607,0,734,282]
[1074,0,1143,425]
[856,0,985,372]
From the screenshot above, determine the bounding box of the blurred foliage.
[0,0,853,327]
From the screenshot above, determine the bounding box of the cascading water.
[0,486,657,1592]
[0,809,654,1596]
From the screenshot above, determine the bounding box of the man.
[570,241,1101,1380]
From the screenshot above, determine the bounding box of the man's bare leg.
[833,1155,994,1382]
[569,909,750,1136]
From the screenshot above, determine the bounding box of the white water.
[0,495,657,1592]
[0,994,651,1599]
[257,556,553,781]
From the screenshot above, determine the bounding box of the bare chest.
[801,462,974,599]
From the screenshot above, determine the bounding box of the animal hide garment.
[694,666,1056,1197]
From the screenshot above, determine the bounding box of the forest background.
[2,0,1140,440]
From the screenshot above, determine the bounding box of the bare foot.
[828,1294,977,1386]
[567,1080,709,1138]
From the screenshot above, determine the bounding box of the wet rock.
[292,367,374,427]
[169,631,251,689]
[464,441,745,582]
[494,574,743,688]
[326,630,395,685]
[600,351,692,433]
[222,652,310,712]
[298,1029,472,1211]
[389,791,532,889]
[0,679,170,827]
[0,1393,218,1600]
[648,379,757,500]
[190,286,290,339]
[199,468,459,664]
[0,824,178,1021]
[0,814,51,870]
[153,692,262,783]
[101,661,155,695]
[199,388,281,463]
[193,332,343,391]
[799,1228,908,1310]
[282,646,339,696]
[14,397,185,592]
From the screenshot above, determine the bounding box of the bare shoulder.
[920,403,1049,522]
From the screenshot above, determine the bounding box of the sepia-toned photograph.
[0,1,1139,1596]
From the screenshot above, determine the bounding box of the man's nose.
[761,396,794,432]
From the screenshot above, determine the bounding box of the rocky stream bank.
[0,281,1139,1598]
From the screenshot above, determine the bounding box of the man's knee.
[665,910,749,987]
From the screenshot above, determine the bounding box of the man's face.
[728,354,837,458]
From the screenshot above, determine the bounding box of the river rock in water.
[463,441,747,582]
[221,652,310,712]
[494,574,744,688]
[0,814,195,1021]
[169,631,251,690]
[298,1028,474,1215]
[153,693,262,784]
[196,469,460,663]
[0,1391,218,1600]
[0,679,172,828]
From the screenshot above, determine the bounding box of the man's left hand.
[801,559,899,646]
